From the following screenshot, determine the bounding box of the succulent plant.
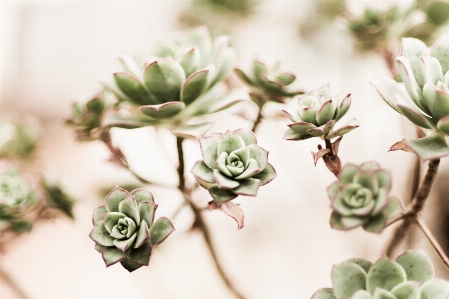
[41,178,76,219]
[191,128,277,203]
[66,93,107,141]
[311,250,449,299]
[282,85,358,141]
[327,161,402,233]
[371,35,449,161]
[102,27,241,138]
[0,117,39,160]
[234,60,302,106]
[90,186,175,272]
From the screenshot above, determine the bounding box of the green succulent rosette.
[102,27,241,138]
[282,85,359,141]
[90,186,175,272]
[66,93,107,141]
[311,250,449,299]
[372,35,449,161]
[327,161,402,233]
[235,60,302,106]
[191,128,277,203]
[0,169,38,233]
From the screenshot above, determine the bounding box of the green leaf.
[217,131,245,156]
[103,212,126,233]
[397,57,425,111]
[427,2,449,25]
[344,258,373,274]
[134,221,150,249]
[128,240,152,266]
[383,197,403,219]
[113,232,137,252]
[437,115,449,135]
[247,145,268,170]
[431,34,449,74]
[149,217,175,246]
[253,163,277,186]
[113,72,156,105]
[329,118,359,138]
[120,257,142,272]
[390,281,419,299]
[310,288,336,299]
[106,186,131,213]
[366,258,406,294]
[102,246,128,267]
[214,169,240,189]
[234,128,257,146]
[401,38,429,89]
[92,206,108,225]
[397,105,434,129]
[420,280,449,299]
[317,100,337,126]
[10,220,32,233]
[423,83,449,122]
[138,201,157,228]
[191,160,216,184]
[171,122,213,139]
[102,114,159,129]
[232,178,261,196]
[179,47,200,77]
[373,288,395,299]
[283,128,310,141]
[350,290,373,299]
[90,222,114,246]
[395,250,433,283]
[334,95,352,122]
[209,186,238,203]
[131,188,154,204]
[139,102,185,119]
[118,196,140,224]
[406,132,449,161]
[339,164,360,183]
[234,158,261,180]
[370,76,409,114]
[234,68,254,86]
[181,69,209,105]
[332,262,367,299]
[199,134,221,169]
[143,59,186,103]
[288,122,316,135]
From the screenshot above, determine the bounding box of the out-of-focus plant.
[0,117,40,160]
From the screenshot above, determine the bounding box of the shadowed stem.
[416,216,449,269]
[0,263,29,299]
[176,137,245,299]
[251,102,265,133]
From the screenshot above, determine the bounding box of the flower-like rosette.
[90,187,175,272]
[191,128,277,203]
[282,85,358,141]
[372,35,449,160]
[311,250,449,299]
[327,161,402,233]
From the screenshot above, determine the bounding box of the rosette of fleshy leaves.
[372,35,449,161]
[234,60,302,106]
[102,27,241,138]
[191,128,277,203]
[327,161,402,233]
[66,93,108,141]
[311,250,449,299]
[282,85,358,141]
[90,186,175,272]
[0,169,38,234]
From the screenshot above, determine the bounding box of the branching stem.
[416,216,449,270]
[251,102,265,133]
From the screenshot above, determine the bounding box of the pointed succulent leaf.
[93,206,108,225]
[234,158,260,179]
[431,34,449,74]
[221,202,245,230]
[95,243,104,253]
[139,102,185,119]
[90,222,114,246]
[181,69,209,105]
[422,56,444,85]
[217,131,245,155]
[128,240,152,266]
[299,105,320,125]
[106,187,130,213]
[332,262,367,299]
[214,169,240,189]
[191,160,215,183]
[252,60,268,80]
[134,221,150,249]
[329,211,345,230]
[113,72,157,105]
[113,232,137,252]
[252,163,277,185]
[179,47,200,77]
[311,288,336,299]
[276,72,296,86]
[366,258,406,294]
[102,246,129,267]
[344,258,373,274]
[334,94,352,121]
[371,76,409,114]
[247,145,268,170]
[397,105,433,129]
[143,59,186,103]
[234,68,254,86]
[339,163,359,183]
[120,257,142,272]
[131,188,154,204]
[232,178,261,196]
[103,212,127,233]
[397,57,426,111]
[317,100,337,126]
[283,128,311,140]
[234,128,257,146]
[328,119,359,138]
[171,122,213,138]
[118,196,140,224]
[395,250,433,283]
[102,114,159,129]
[340,215,368,230]
[371,189,388,215]
[401,38,429,89]
[119,55,143,78]
[362,213,386,233]
[437,116,449,135]
[288,122,317,135]
[327,182,340,200]
[199,134,221,169]
[149,217,175,246]
[216,152,233,177]
[187,27,211,63]
[138,201,157,228]
[209,186,237,203]
[406,132,449,161]
[209,48,234,87]
[420,280,449,299]
[423,83,449,122]
[383,197,403,219]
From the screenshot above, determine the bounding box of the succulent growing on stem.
[90,186,175,272]
[191,128,277,203]
[327,161,402,233]
[282,85,358,141]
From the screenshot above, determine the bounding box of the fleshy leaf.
[437,115,449,135]
[93,206,108,225]
[103,212,126,233]
[90,222,114,246]
[134,221,150,249]
[390,281,419,299]
[120,257,142,272]
[102,246,128,267]
[420,280,449,299]
[350,290,372,299]
[252,163,277,185]
[221,202,245,230]
[362,213,386,233]
[139,201,157,228]
[283,128,311,141]
[113,233,137,252]
[406,132,449,161]
[217,131,245,155]
[199,134,221,169]
[395,250,433,283]
[102,114,158,129]
[139,102,185,119]
[113,72,156,105]
[191,160,215,183]
[232,178,261,196]
[171,122,213,138]
[332,262,366,299]
[149,217,175,246]
[383,197,403,219]
[179,47,200,77]
[131,188,154,204]
[328,118,359,138]
[431,34,449,74]
[370,76,408,114]
[234,68,254,86]
[401,37,429,89]
[344,258,372,274]
[397,105,433,129]
[209,186,238,203]
[106,187,130,213]
[181,69,209,105]
[373,288,395,299]
[214,169,240,189]
[366,258,406,294]
[118,196,140,224]
[311,288,336,299]
[128,240,152,266]
[234,128,257,146]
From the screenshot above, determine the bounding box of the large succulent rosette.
[282,85,358,141]
[90,187,175,272]
[191,128,277,203]
[327,161,402,233]
[234,60,301,105]
[311,250,449,299]
[372,35,449,161]
[102,27,240,138]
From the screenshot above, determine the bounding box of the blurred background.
[2,0,449,298]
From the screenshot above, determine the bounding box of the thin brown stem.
[0,263,29,299]
[416,216,449,270]
[251,103,264,133]
[176,138,245,299]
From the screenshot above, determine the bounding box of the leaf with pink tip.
[191,160,216,183]
[307,120,335,137]
[421,56,444,85]
[181,69,209,105]
[370,76,409,114]
[209,187,237,203]
[171,122,213,138]
[106,187,130,213]
[328,118,359,138]
[397,104,434,129]
[431,34,449,74]
[90,222,114,246]
[128,240,152,266]
[234,128,257,145]
[221,202,245,230]
[401,37,429,88]
[131,188,154,204]
[179,47,200,77]
[253,163,277,185]
[113,72,157,105]
[138,201,157,228]
[134,221,150,249]
[437,116,449,135]
[334,94,351,121]
[113,233,137,252]
[406,132,449,161]
[234,68,254,86]
[283,128,310,140]
[214,169,240,189]
[102,114,159,129]
[317,100,337,126]
[149,217,175,246]
[139,102,185,119]
[92,206,107,225]
[312,148,331,166]
[232,178,261,196]
[102,246,129,267]
[288,122,316,135]
[120,257,143,272]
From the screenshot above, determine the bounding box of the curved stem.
[176,137,245,299]
[251,103,264,133]
[416,216,449,270]
[0,263,29,299]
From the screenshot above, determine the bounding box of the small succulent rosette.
[234,60,301,105]
[311,250,449,299]
[282,85,358,141]
[372,35,449,161]
[327,161,402,233]
[102,27,241,138]
[90,187,175,272]
[191,128,277,203]
[0,169,38,233]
